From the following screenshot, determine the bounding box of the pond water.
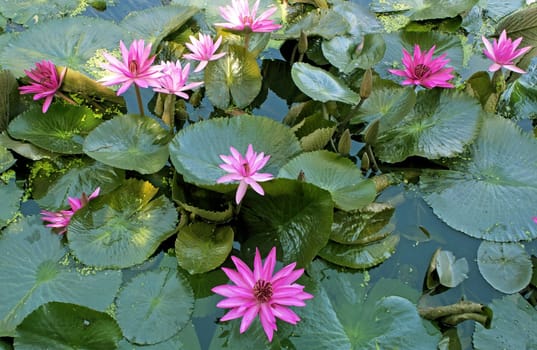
[1,0,537,349]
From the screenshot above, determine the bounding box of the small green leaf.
[175,222,234,274]
[8,105,101,154]
[83,114,171,175]
[477,241,532,294]
[14,302,122,350]
[68,179,178,268]
[279,151,377,211]
[435,250,469,288]
[291,62,360,104]
[205,45,261,109]
[116,268,194,345]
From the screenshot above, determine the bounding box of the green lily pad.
[0,16,125,78]
[31,158,124,210]
[290,260,440,349]
[292,113,337,152]
[435,250,469,288]
[291,62,360,105]
[169,115,301,187]
[0,69,23,132]
[350,87,416,133]
[0,1,87,26]
[118,321,201,350]
[0,216,122,336]
[477,241,532,294]
[0,133,54,161]
[239,179,333,267]
[83,114,171,175]
[374,89,482,163]
[8,105,101,155]
[284,8,349,40]
[421,116,537,241]
[502,56,537,120]
[330,203,395,244]
[279,151,377,211]
[318,234,400,269]
[474,294,537,350]
[0,146,15,173]
[175,222,234,274]
[68,179,178,268]
[14,302,122,350]
[0,177,23,228]
[120,5,198,46]
[370,0,478,21]
[205,45,261,109]
[116,268,194,345]
[322,34,386,73]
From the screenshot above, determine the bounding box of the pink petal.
[239,305,259,333]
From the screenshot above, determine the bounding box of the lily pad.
[435,250,469,288]
[8,105,101,154]
[279,151,377,211]
[169,115,301,187]
[318,234,400,269]
[120,5,198,46]
[83,114,171,175]
[118,321,201,350]
[421,116,537,241]
[322,34,386,73]
[291,62,360,105]
[14,302,122,350]
[0,146,14,173]
[374,89,482,163]
[284,8,349,40]
[0,216,122,336]
[0,17,125,78]
[370,0,478,21]
[205,45,261,109]
[175,222,234,274]
[116,268,194,345]
[0,177,23,228]
[239,179,333,267]
[477,241,532,294]
[0,1,87,26]
[68,179,178,268]
[473,294,537,350]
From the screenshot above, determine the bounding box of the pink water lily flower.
[215,0,282,33]
[389,45,454,89]
[482,30,532,73]
[533,217,537,225]
[98,39,163,95]
[19,60,66,113]
[41,187,100,234]
[216,144,274,204]
[183,33,226,72]
[153,61,204,99]
[212,247,313,342]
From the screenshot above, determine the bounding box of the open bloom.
[212,247,313,342]
[153,61,204,99]
[389,45,454,88]
[183,33,226,72]
[19,60,66,113]
[215,0,282,33]
[98,39,163,95]
[482,30,532,73]
[41,187,100,234]
[216,144,274,204]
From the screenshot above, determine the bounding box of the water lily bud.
[297,170,306,182]
[90,1,107,11]
[364,119,379,144]
[298,31,308,55]
[338,129,352,155]
[360,68,373,100]
[361,151,370,171]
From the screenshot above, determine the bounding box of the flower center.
[241,161,251,176]
[242,15,254,27]
[129,60,138,74]
[414,64,431,79]
[253,279,273,303]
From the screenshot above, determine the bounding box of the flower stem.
[134,84,145,117]
[55,91,77,106]
[162,93,176,129]
[244,33,250,51]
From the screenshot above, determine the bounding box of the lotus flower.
[153,61,204,99]
[389,45,454,89]
[41,187,100,234]
[19,60,66,113]
[482,30,532,74]
[99,39,163,95]
[215,0,282,33]
[216,144,274,204]
[212,247,313,341]
[183,33,226,72]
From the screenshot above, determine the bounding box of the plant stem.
[56,91,77,106]
[134,84,145,117]
[244,33,250,51]
[162,93,176,129]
